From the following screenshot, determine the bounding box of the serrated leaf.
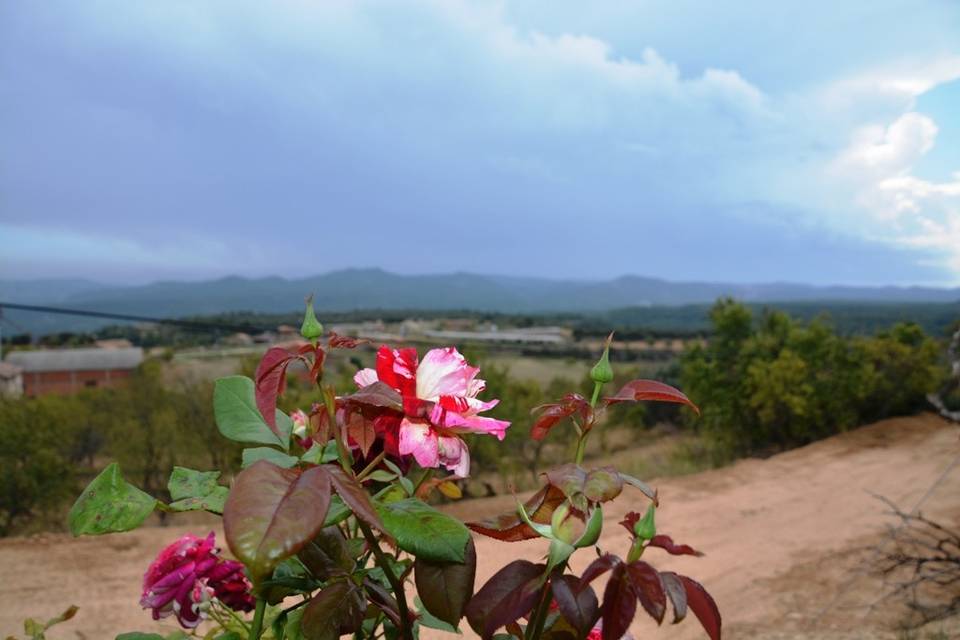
[658,572,687,624]
[214,376,285,448]
[326,465,384,530]
[242,447,299,469]
[69,463,156,536]
[300,441,339,465]
[464,559,544,639]
[468,485,566,542]
[223,461,331,582]
[167,467,220,501]
[600,564,636,640]
[604,379,700,415]
[678,574,721,640]
[415,596,460,633]
[627,560,666,624]
[168,486,229,515]
[377,498,471,563]
[551,574,598,638]
[301,580,365,640]
[415,537,476,626]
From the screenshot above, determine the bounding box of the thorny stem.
[356,450,387,482]
[217,602,251,633]
[413,467,435,494]
[574,381,605,465]
[359,521,414,640]
[525,582,553,640]
[320,383,352,472]
[248,598,266,640]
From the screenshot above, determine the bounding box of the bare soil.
[3,414,958,639]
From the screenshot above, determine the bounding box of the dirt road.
[2,414,958,639]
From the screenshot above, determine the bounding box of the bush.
[0,395,79,535]
[681,299,946,457]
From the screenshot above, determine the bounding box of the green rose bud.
[589,332,615,384]
[634,503,656,541]
[300,295,324,343]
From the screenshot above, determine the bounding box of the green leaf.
[242,447,299,469]
[115,634,165,640]
[414,597,460,633]
[167,467,220,501]
[69,463,156,536]
[214,376,285,448]
[213,633,243,640]
[414,537,476,627]
[376,498,470,563]
[223,461,332,582]
[284,608,305,640]
[275,409,294,451]
[168,486,229,515]
[300,441,339,465]
[323,495,350,527]
[165,466,228,514]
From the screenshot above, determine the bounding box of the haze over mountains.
[2,269,959,335]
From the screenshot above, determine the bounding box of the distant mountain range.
[2,269,959,335]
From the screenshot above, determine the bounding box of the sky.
[1,1,959,286]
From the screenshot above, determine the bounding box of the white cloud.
[831,110,960,281]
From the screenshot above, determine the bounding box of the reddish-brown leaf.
[325,465,384,532]
[222,461,331,582]
[346,411,377,458]
[658,572,688,624]
[308,345,325,383]
[328,332,369,349]
[604,379,700,415]
[648,535,703,557]
[341,381,404,412]
[600,563,636,640]
[464,559,545,639]
[255,347,300,432]
[551,572,598,638]
[678,574,721,640]
[364,578,403,627]
[620,512,641,537]
[301,579,366,637]
[467,485,566,542]
[627,560,666,624]
[530,394,593,440]
[578,554,621,589]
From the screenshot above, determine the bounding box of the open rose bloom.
[140,532,254,628]
[354,346,510,476]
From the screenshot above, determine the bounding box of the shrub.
[681,299,946,457]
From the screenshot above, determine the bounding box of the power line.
[0,301,268,334]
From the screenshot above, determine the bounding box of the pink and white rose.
[353,346,509,476]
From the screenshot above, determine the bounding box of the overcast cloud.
[1,1,959,285]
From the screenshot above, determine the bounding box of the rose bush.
[67,300,721,640]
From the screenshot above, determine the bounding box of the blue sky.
[1,1,959,286]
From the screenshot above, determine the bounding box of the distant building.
[5,347,144,397]
[0,362,23,398]
[94,338,135,349]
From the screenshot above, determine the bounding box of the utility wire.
[0,301,269,335]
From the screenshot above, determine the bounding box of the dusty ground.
[2,414,959,639]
